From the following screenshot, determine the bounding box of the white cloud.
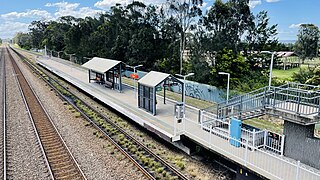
[289,23,303,29]
[94,0,166,10]
[45,2,80,9]
[249,0,262,8]
[266,0,280,2]
[45,2,102,19]
[0,21,29,39]
[1,10,51,20]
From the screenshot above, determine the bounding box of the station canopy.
[138,71,172,87]
[82,57,122,74]
[137,71,183,116]
[82,57,124,91]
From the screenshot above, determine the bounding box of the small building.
[276,51,299,70]
[138,71,184,115]
[82,57,125,91]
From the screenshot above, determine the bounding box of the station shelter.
[82,57,124,91]
[137,71,183,116]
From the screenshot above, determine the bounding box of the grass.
[272,64,309,80]
[243,118,283,134]
[122,76,216,109]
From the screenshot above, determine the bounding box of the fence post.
[245,140,248,166]
[174,116,177,136]
[183,115,186,133]
[297,91,301,115]
[252,129,256,151]
[200,111,204,129]
[280,135,285,156]
[263,131,267,148]
[273,88,277,108]
[209,125,212,148]
[198,109,202,124]
[263,88,267,108]
[296,160,300,180]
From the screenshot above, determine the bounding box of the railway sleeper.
[53,169,80,179]
[50,159,74,169]
[45,146,65,154]
[55,171,82,180]
[40,136,61,144]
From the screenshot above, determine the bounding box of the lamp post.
[126,64,143,98]
[175,73,194,116]
[261,51,277,90]
[218,72,230,104]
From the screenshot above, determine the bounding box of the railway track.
[6,47,86,180]
[10,47,189,179]
[0,47,6,179]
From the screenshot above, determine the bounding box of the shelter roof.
[138,71,178,87]
[82,57,122,74]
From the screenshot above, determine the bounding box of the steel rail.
[10,46,189,180]
[1,47,7,180]
[6,46,54,180]
[7,47,86,180]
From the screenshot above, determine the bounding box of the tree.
[13,32,32,50]
[295,24,320,62]
[306,66,320,85]
[203,0,254,53]
[29,20,48,49]
[211,49,250,88]
[245,11,278,52]
[166,0,203,74]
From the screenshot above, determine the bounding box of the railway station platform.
[36,56,320,180]
[37,57,199,143]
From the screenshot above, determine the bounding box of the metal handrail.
[217,83,320,119]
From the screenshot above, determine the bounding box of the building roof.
[82,57,122,74]
[277,51,296,57]
[138,71,172,87]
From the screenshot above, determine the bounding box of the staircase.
[215,83,320,124]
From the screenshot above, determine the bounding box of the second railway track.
[10,47,189,179]
[6,46,86,180]
[0,47,6,180]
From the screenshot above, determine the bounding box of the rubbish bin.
[175,102,184,123]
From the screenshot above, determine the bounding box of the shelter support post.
[119,64,122,92]
[164,80,166,104]
[182,83,184,103]
[153,87,156,116]
[88,69,91,83]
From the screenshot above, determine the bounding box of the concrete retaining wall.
[284,121,320,169]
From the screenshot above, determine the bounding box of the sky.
[0,0,319,41]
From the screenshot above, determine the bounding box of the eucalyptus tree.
[295,24,319,61]
[166,0,203,74]
[29,20,48,49]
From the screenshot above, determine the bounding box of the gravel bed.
[13,51,146,179]
[71,88,231,180]
[5,51,51,179]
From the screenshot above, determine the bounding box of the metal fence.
[199,111,285,155]
[180,117,320,180]
[217,83,320,120]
